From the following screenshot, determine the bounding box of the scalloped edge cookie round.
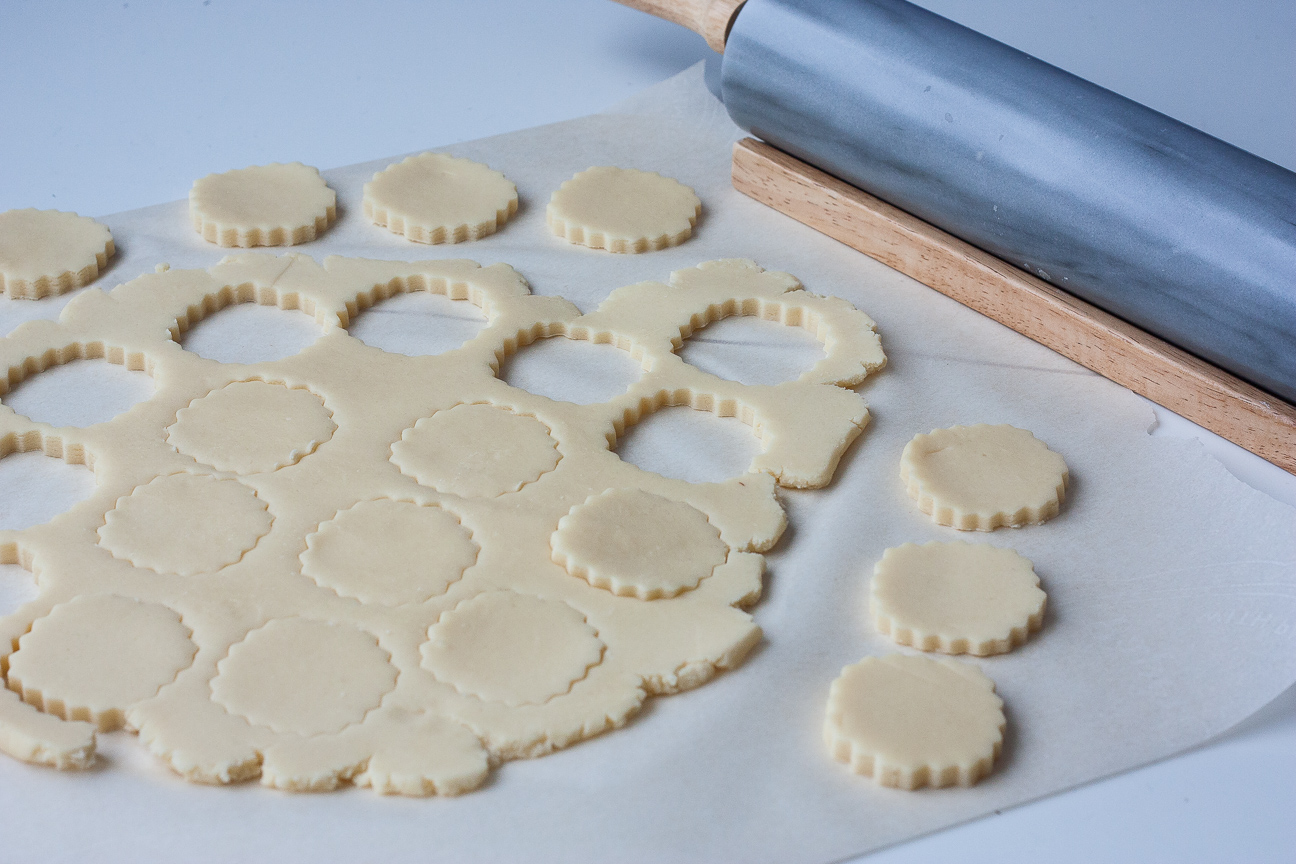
[0,209,114,299]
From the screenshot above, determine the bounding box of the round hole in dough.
[0,209,114,299]
[189,163,336,247]
[167,380,336,475]
[421,590,604,707]
[546,166,701,253]
[363,152,518,244]
[390,403,560,498]
[870,542,1046,655]
[900,424,1068,530]
[97,473,272,576]
[301,499,478,606]
[824,653,1005,790]
[551,488,728,599]
[210,617,397,737]
[6,595,197,731]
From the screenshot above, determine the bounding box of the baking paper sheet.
[0,65,1293,863]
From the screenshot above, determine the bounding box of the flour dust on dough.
[547,166,701,253]
[870,541,1046,656]
[825,653,1005,789]
[0,253,883,795]
[901,424,1068,530]
[189,163,337,247]
[0,209,114,299]
[363,152,519,244]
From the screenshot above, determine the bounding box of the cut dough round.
[211,618,397,736]
[363,152,518,244]
[901,424,1068,530]
[189,162,336,247]
[167,381,336,474]
[546,166,701,253]
[0,209,114,299]
[6,595,196,731]
[421,591,604,707]
[551,488,728,599]
[824,654,1005,789]
[870,542,1046,655]
[97,474,272,576]
[390,403,560,498]
[301,499,478,606]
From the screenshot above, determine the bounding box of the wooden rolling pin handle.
[611,0,746,51]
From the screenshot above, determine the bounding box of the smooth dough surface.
[0,209,114,299]
[363,152,518,244]
[547,166,701,253]
[0,254,884,795]
[189,163,337,247]
[824,654,1005,790]
[870,542,1046,655]
[901,424,1068,530]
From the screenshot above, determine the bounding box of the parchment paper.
[0,65,1292,864]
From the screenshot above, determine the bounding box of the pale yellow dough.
[901,424,1068,530]
[0,209,114,299]
[0,254,884,795]
[870,542,1046,656]
[363,152,518,244]
[824,654,1005,789]
[547,166,701,253]
[189,163,337,247]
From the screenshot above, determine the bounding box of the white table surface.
[1,1,1293,861]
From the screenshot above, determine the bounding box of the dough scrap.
[824,654,1005,790]
[390,402,561,497]
[0,254,883,794]
[421,590,604,707]
[363,152,518,244]
[0,209,114,299]
[547,166,701,253]
[551,488,728,599]
[301,499,478,605]
[901,424,1068,530]
[167,380,336,474]
[97,473,272,576]
[6,595,196,731]
[189,163,337,247]
[870,542,1046,656]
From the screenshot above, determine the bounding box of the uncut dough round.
[189,162,337,247]
[97,473,272,576]
[211,618,397,736]
[901,424,1068,530]
[301,499,478,605]
[552,488,728,599]
[547,166,701,253]
[6,595,196,731]
[824,654,1005,789]
[167,380,336,474]
[363,152,518,244]
[421,591,604,707]
[0,209,114,299]
[870,542,1046,655]
[390,403,560,497]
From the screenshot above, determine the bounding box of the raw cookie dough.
[870,542,1046,655]
[189,163,337,247]
[363,152,518,244]
[547,166,701,253]
[824,654,1005,789]
[0,254,883,795]
[901,424,1068,530]
[0,209,114,299]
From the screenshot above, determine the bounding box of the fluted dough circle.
[189,163,336,247]
[363,152,518,244]
[0,209,114,299]
[547,166,701,253]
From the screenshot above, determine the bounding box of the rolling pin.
[614,0,1296,471]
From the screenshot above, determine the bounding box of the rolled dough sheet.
[0,64,1292,864]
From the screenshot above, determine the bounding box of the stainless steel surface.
[719,0,1296,402]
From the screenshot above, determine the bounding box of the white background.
[1,1,1293,861]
